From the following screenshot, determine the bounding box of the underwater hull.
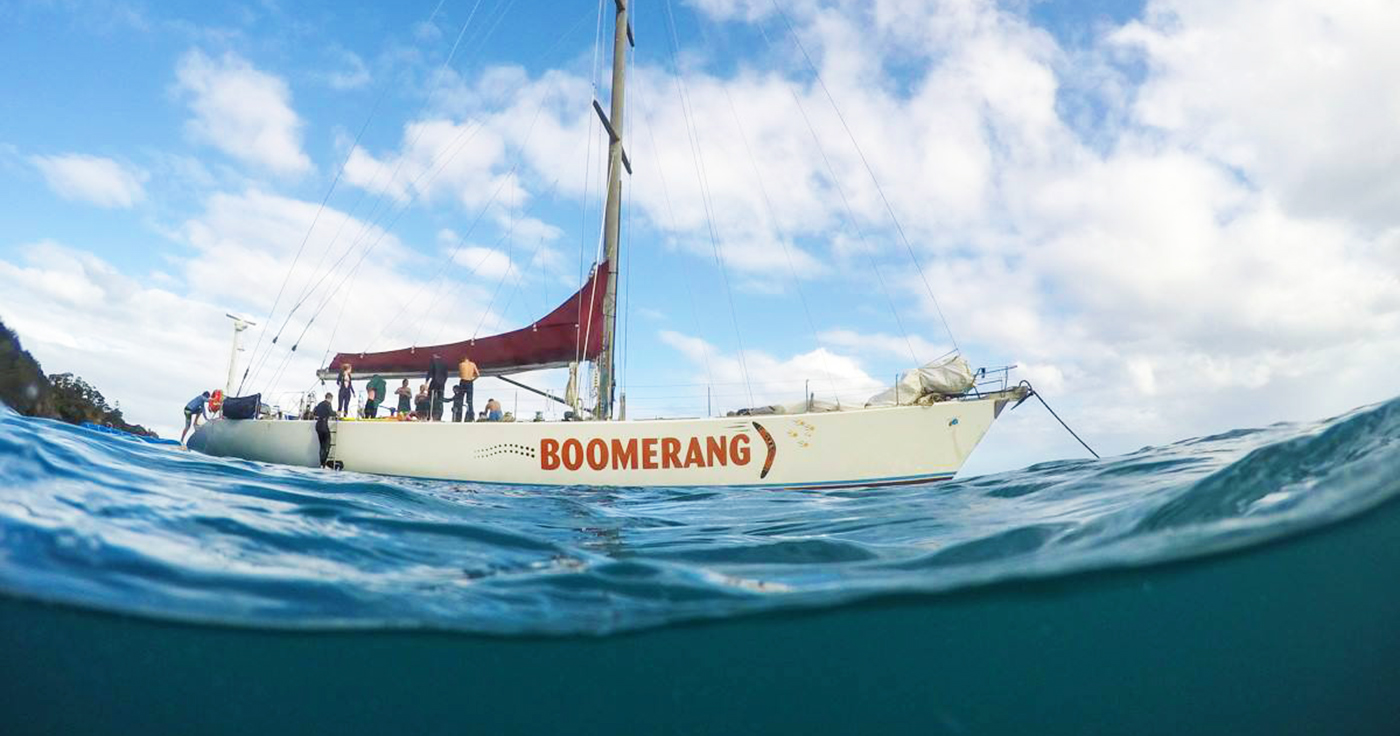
[188,393,1018,488]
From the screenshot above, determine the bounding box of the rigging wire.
[768,0,960,354]
[265,119,494,390]
[571,0,609,370]
[355,162,516,355]
[754,21,921,367]
[245,0,490,391]
[621,138,634,404]
[618,0,637,407]
[663,0,755,408]
[354,8,593,354]
[636,84,714,391]
[238,0,470,395]
[713,66,841,406]
[482,231,551,339]
[263,4,595,394]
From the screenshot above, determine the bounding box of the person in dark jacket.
[449,382,467,422]
[425,354,449,421]
[313,392,335,467]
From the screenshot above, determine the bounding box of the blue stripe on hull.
[344,468,958,491]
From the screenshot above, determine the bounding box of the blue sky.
[2,0,1397,475]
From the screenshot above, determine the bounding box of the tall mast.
[594,0,632,420]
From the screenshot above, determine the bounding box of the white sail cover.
[865,355,975,407]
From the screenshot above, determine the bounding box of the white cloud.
[30,153,147,208]
[13,0,1400,476]
[175,49,312,176]
[1114,0,1400,229]
[450,246,516,281]
[638,0,1400,472]
[323,48,371,90]
[818,329,952,364]
[655,329,886,415]
[343,117,522,211]
[0,241,232,438]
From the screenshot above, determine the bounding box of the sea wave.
[0,397,1397,636]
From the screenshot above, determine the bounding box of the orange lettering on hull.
[540,434,755,472]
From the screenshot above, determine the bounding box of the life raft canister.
[208,389,225,414]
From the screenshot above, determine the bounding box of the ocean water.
[1,398,1398,734]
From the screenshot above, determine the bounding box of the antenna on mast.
[224,313,256,397]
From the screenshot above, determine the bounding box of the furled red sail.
[326,261,609,378]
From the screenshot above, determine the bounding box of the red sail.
[327,261,609,378]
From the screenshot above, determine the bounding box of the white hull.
[189,392,1020,489]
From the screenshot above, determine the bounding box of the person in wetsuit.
[181,391,211,445]
[313,392,335,468]
[425,354,449,421]
[336,363,354,416]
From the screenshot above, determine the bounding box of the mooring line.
[1018,381,1100,459]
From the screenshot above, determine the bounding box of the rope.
[1019,381,1099,459]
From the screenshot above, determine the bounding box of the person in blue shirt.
[181,391,210,445]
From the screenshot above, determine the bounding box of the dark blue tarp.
[221,394,261,420]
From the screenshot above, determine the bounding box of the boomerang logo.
[752,422,776,479]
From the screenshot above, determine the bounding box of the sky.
[1,0,1398,476]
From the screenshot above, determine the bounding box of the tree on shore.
[0,320,159,438]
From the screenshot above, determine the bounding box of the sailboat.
[189,1,1028,489]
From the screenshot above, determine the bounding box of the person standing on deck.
[366,374,387,418]
[364,388,380,419]
[313,392,335,468]
[414,383,431,420]
[336,363,354,416]
[426,354,449,421]
[449,382,466,423]
[180,391,210,445]
[394,379,412,417]
[458,355,479,422]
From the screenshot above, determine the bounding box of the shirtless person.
[458,355,479,422]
